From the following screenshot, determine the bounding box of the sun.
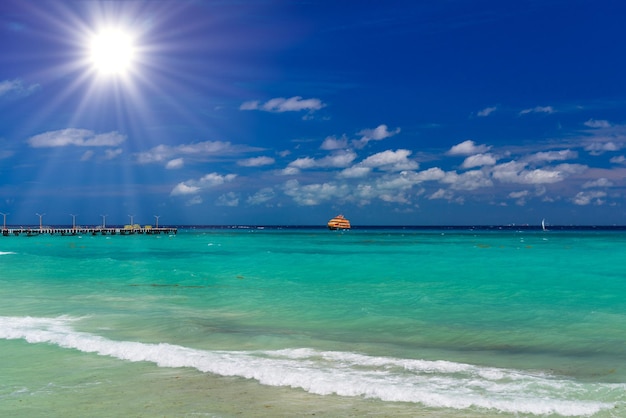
[89,28,136,76]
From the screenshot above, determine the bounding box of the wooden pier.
[1,226,177,237]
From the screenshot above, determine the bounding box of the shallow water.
[2,228,626,416]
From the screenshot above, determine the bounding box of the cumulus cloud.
[285,150,357,172]
[0,79,39,98]
[461,153,497,169]
[288,157,316,170]
[610,155,626,164]
[283,179,348,206]
[216,192,239,207]
[582,178,613,188]
[280,166,301,176]
[321,150,358,168]
[137,140,261,164]
[320,135,348,150]
[447,140,491,156]
[526,149,578,163]
[442,170,493,191]
[492,161,586,184]
[338,166,372,178]
[240,96,325,113]
[185,196,203,206]
[509,190,529,199]
[238,156,275,167]
[477,106,497,117]
[80,150,94,161]
[585,141,620,155]
[28,129,126,148]
[247,187,275,205]
[166,158,184,169]
[170,183,200,196]
[353,124,401,148]
[509,190,530,206]
[573,190,607,206]
[519,106,555,115]
[104,148,123,160]
[170,172,236,196]
[584,119,611,129]
[359,149,418,171]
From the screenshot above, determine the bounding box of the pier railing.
[1,227,177,237]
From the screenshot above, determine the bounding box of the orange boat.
[327,214,351,230]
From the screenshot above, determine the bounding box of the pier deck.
[1,227,177,237]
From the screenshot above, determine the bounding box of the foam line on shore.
[0,315,621,416]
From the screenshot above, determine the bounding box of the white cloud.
[526,149,577,163]
[360,149,418,171]
[0,79,39,98]
[509,190,529,199]
[216,192,239,207]
[286,150,356,171]
[319,150,357,168]
[170,183,200,196]
[283,179,348,206]
[238,156,275,167]
[288,157,316,169]
[170,172,236,196]
[585,141,620,155]
[137,140,260,164]
[442,170,493,191]
[447,140,491,156]
[338,166,371,178]
[461,153,497,169]
[166,158,184,169]
[477,106,497,117]
[519,106,555,115]
[320,135,348,150]
[610,155,626,164]
[353,124,401,148]
[239,100,259,110]
[509,190,530,206]
[582,178,613,188]
[247,187,275,205]
[280,166,301,176]
[411,167,447,182]
[573,190,607,206]
[492,161,586,185]
[428,188,452,200]
[28,129,126,148]
[584,119,611,129]
[80,150,94,161]
[185,196,203,206]
[104,148,123,160]
[240,96,325,113]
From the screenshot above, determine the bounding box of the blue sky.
[1,0,626,226]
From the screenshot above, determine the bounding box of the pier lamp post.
[70,214,77,230]
[36,213,45,230]
[101,214,107,228]
[154,215,160,228]
[0,212,8,230]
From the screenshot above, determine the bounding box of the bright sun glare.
[89,28,135,76]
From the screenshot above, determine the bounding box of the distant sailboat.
[541,218,547,231]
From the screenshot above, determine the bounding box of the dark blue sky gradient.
[1,0,626,226]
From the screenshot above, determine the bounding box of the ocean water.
[1,226,626,417]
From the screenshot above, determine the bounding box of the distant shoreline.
[3,224,626,231]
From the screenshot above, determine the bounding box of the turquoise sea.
[2,226,626,417]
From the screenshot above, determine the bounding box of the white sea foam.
[0,251,16,255]
[0,315,623,416]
